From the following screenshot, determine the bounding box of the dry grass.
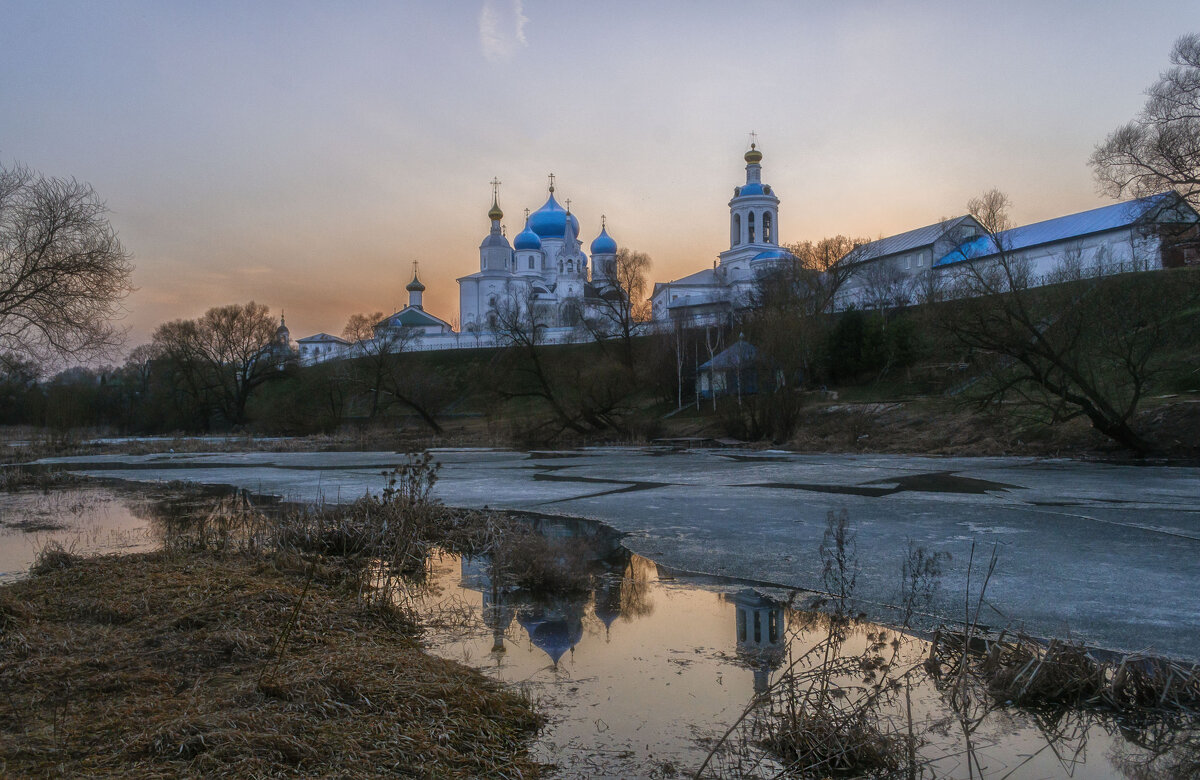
[0,550,544,778]
[0,464,83,492]
[930,629,1200,713]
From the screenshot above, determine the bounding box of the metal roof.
[665,267,720,286]
[379,306,451,329]
[699,339,759,371]
[297,333,350,344]
[935,192,1197,266]
[842,216,975,265]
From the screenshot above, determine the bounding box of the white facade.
[297,332,350,365]
[293,147,1199,361]
[650,146,1200,324]
[652,144,794,323]
[833,193,1199,311]
[457,182,620,333]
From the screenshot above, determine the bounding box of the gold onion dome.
[744,143,763,164]
[488,196,504,221]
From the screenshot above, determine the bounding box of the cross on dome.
[547,172,555,193]
[487,177,503,221]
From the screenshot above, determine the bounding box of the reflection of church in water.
[458,540,789,691]
[731,589,788,694]
[459,546,649,667]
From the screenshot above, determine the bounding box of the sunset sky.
[1,1,1194,354]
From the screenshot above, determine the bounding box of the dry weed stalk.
[698,512,930,779]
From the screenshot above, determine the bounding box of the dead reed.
[0,452,547,777]
[930,628,1200,713]
[0,550,544,778]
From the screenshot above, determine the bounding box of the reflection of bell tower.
[593,575,624,642]
[459,556,515,657]
[483,579,514,655]
[733,589,787,695]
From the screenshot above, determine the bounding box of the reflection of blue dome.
[529,194,580,238]
[590,226,617,255]
[517,602,585,665]
[752,248,795,262]
[529,618,584,664]
[514,220,542,250]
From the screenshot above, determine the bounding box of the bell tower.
[719,136,782,271]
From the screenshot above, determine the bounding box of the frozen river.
[38,447,1200,662]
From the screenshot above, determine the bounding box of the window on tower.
[748,212,756,243]
[528,257,534,270]
[733,214,741,246]
[764,212,773,243]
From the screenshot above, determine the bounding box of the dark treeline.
[0,300,924,442]
[3,256,1198,455]
[6,263,1200,453]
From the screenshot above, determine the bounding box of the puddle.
[0,483,236,582]
[415,525,1194,779]
[3,483,1193,778]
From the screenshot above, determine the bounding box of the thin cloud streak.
[478,0,528,62]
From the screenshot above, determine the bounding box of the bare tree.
[344,312,395,419]
[581,247,652,371]
[342,312,443,432]
[941,190,1200,453]
[858,259,910,312]
[745,236,867,389]
[491,285,633,438]
[151,301,281,427]
[908,267,947,305]
[782,235,867,314]
[1091,33,1200,208]
[491,287,588,435]
[0,163,134,369]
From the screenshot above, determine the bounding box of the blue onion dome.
[514,219,542,250]
[752,248,796,262]
[528,193,580,238]
[736,182,774,197]
[590,225,617,255]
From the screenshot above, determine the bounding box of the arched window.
[528,256,534,270]
[733,214,741,246]
[748,212,756,243]
[763,211,773,243]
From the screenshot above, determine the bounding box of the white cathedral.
[458,176,623,333]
